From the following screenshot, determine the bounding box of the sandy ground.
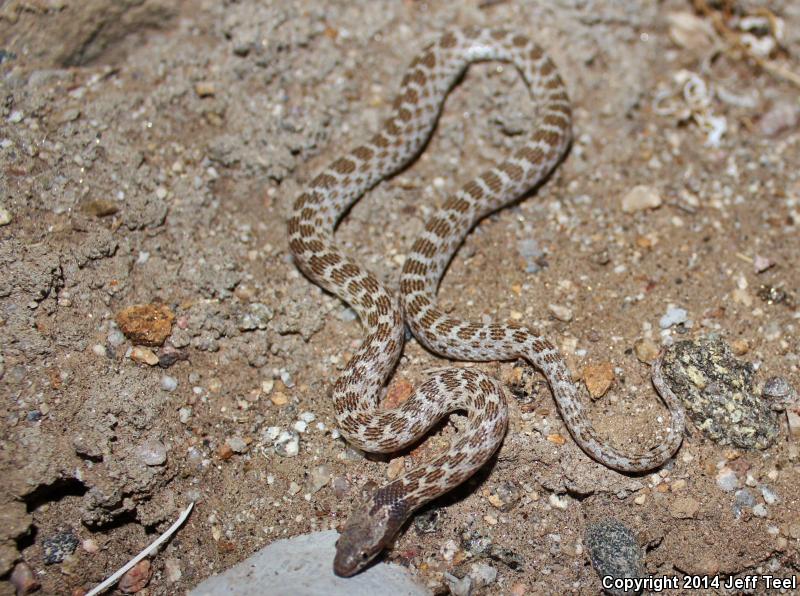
[1,0,799,594]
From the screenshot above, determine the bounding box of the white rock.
[547,303,573,322]
[716,468,739,492]
[621,185,663,213]
[226,436,248,453]
[189,531,427,596]
[0,206,11,226]
[136,440,167,466]
[659,307,688,329]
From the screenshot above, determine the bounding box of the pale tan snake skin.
[287,28,686,577]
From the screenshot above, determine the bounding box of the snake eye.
[361,551,369,559]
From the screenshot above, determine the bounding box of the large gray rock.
[190,530,430,596]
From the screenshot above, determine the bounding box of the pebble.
[545,302,572,322]
[217,444,234,460]
[107,328,126,347]
[136,440,167,466]
[92,344,107,357]
[548,493,570,510]
[670,479,687,492]
[0,205,11,226]
[659,306,687,329]
[190,530,427,595]
[753,254,774,273]
[634,338,659,363]
[789,522,800,539]
[487,481,521,511]
[734,488,757,513]
[308,465,331,493]
[583,362,614,398]
[730,338,750,355]
[293,420,307,433]
[667,11,715,52]
[270,392,288,406]
[8,110,23,123]
[758,101,799,137]
[621,185,662,213]
[80,538,99,554]
[226,436,248,454]
[670,496,700,518]
[10,562,39,595]
[119,559,152,593]
[517,238,546,273]
[179,407,192,423]
[43,530,79,564]
[116,304,175,346]
[337,307,358,322]
[130,346,159,366]
[195,81,217,97]
[633,493,647,505]
[762,376,797,405]
[386,457,405,480]
[752,504,768,518]
[469,562,497,588]
[160,375,178,392]
[331,476,350,498]
[274,430,300,457]
[760,485,778,505]
[82,199,119,217]
[445,573,472,596]
[787,409,800,440]
[658,337,780,449]
[164,557,182,583]
[288,481,301,496]
[716,468,739,492]
[585,518,643,596]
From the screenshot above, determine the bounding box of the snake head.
[333,498,406,577]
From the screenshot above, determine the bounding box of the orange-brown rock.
[116,304,175,346]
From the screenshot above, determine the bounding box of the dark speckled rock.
[657,337,780,449]
[585,518,643,596]
[42,530,79,565]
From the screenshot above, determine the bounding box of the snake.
[287,27,686,577]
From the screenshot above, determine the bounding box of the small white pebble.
[621,185,662,213]
[659,306,688,329]
[0,206,11,226]
[760,486,779,505]
[716,468,739,492]
[92,344,107,357]
[548,493,570,509]
[752,504,767,518]
[547,303,573,322]
[179,407,192,423]
[293,420,307,433]
[161,376,178,392]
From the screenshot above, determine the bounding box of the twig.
[86,502,195,596]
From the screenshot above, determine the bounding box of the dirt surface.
[1,0,799,594]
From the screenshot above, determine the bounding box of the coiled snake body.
[287,28,685,577]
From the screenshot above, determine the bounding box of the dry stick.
[86,502,195,596]
[691,0,800,88]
